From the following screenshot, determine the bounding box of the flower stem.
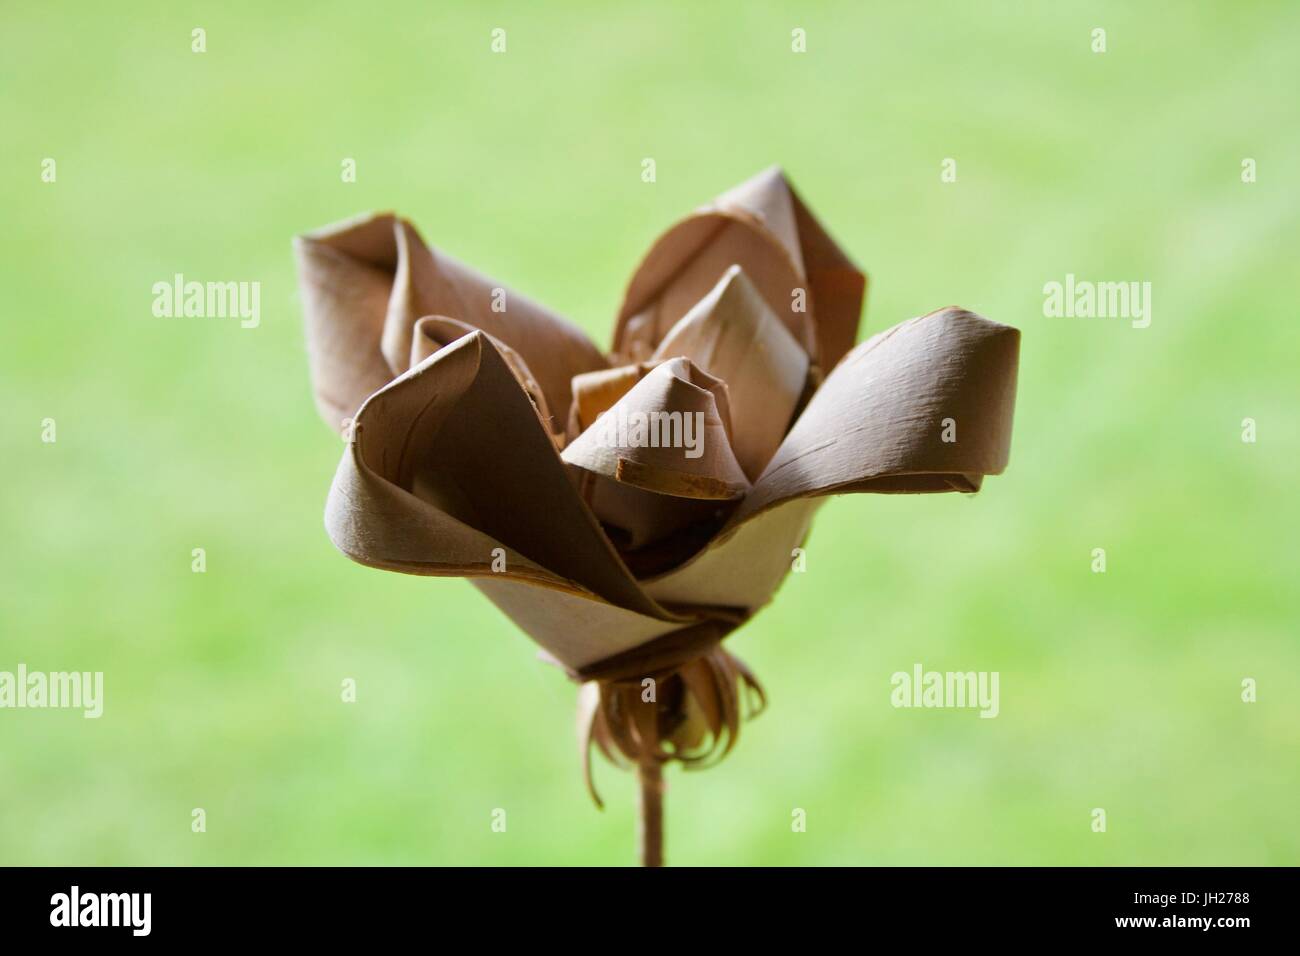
[638,761,664,867]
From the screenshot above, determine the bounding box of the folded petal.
[475,576,695,672]
[614,166,866,372]
[295,212,607,433]
[562,357,748,501]
[384,218,607,418]
[741,307,1020,518]
[651,265,810,480]
[561,358,749,553]
[644,496,822,608]
[294,213,404,431]
[411,316,559,442]
[644,308,1019,607]
[326,330,663,617]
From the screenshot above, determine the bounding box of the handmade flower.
[295,167,1020,864]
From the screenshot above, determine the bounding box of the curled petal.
[327,330,661,620]
[563,358,747,500]
[296,212,607,433]
[384,218,607,418]
[643,307,1019,608]
[742,306,1021,517]
[411,316,561,444]
[295,213,404,430]
[561,358,749,550]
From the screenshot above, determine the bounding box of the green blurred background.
[2,1,1297,865]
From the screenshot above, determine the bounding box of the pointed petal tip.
[729,163,793,198]
[712,262,755,296]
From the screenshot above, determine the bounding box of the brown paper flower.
[295,167,1019,864]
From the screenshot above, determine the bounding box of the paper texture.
[296,167,1020,795]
